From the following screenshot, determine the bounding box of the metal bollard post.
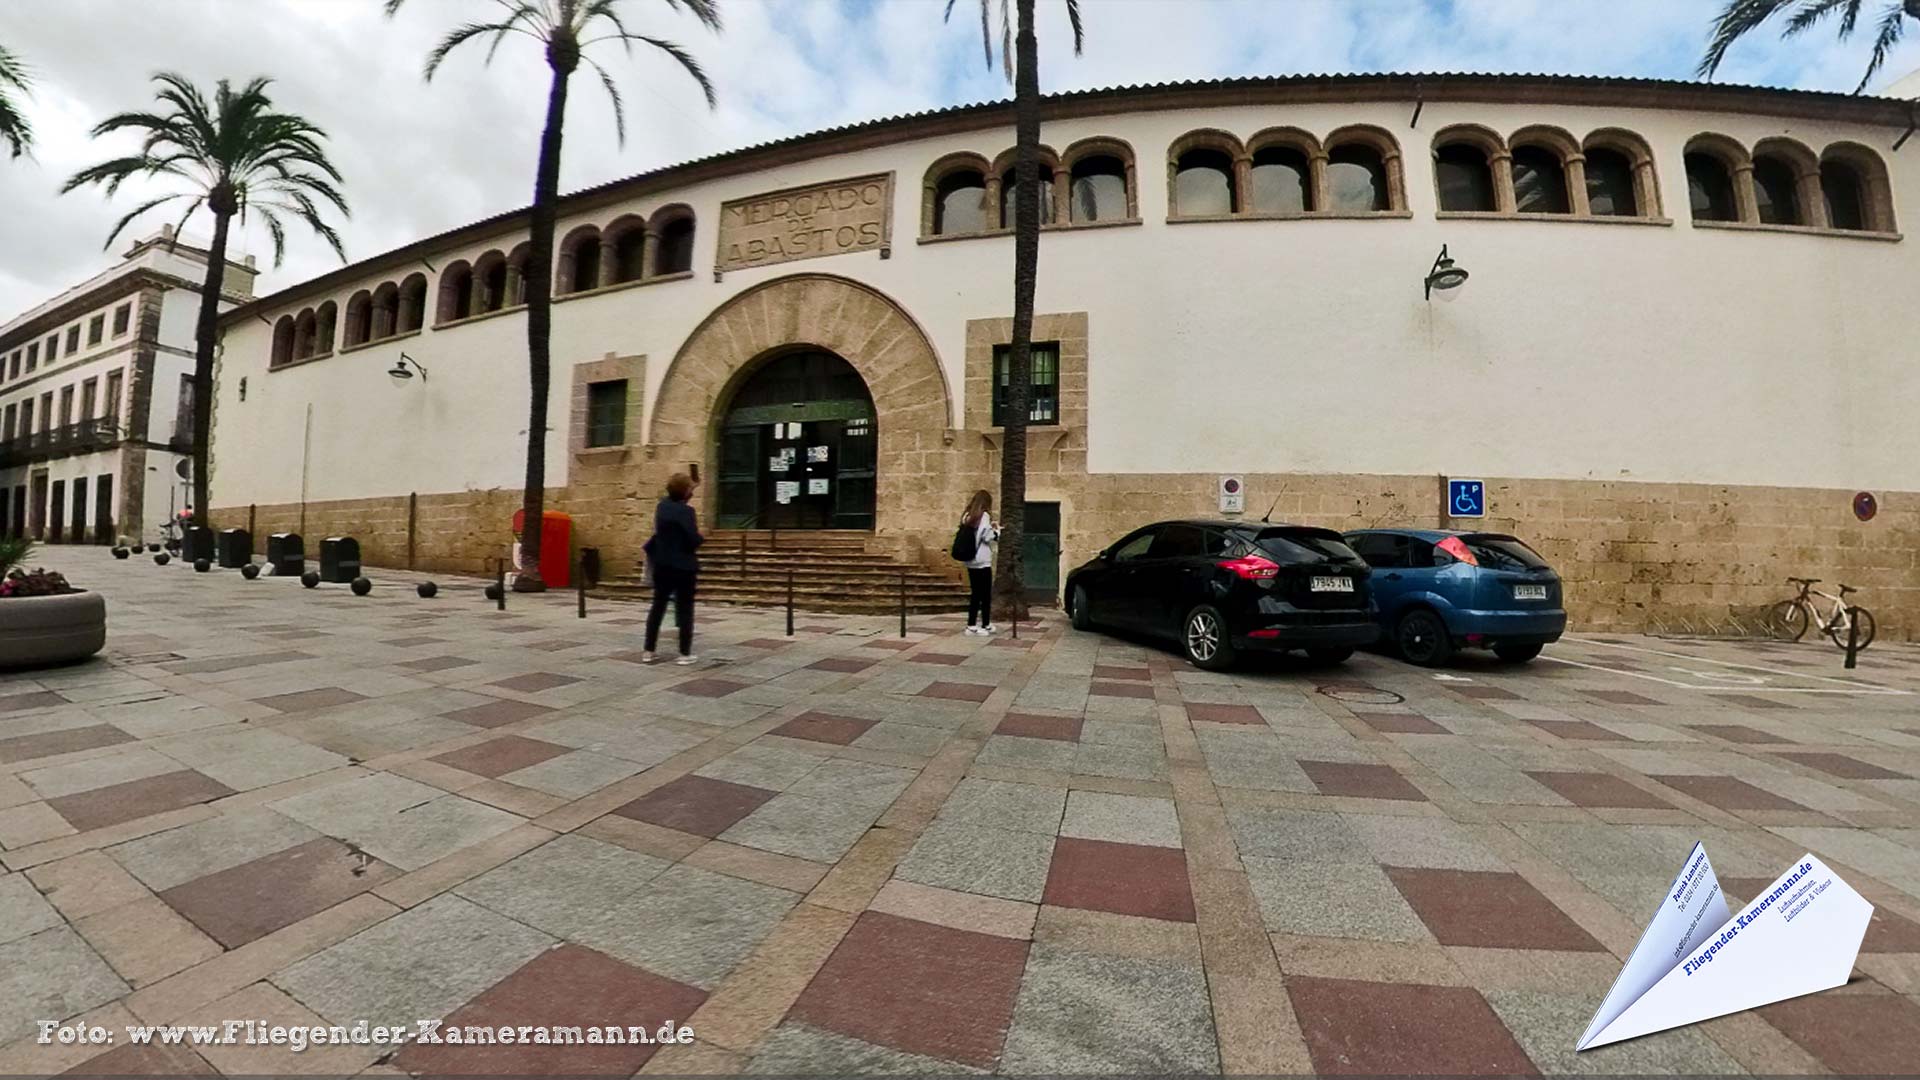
[899,570,907,638]
[576,559,586,619]
[495,561,506,611]
[786,566,795,637]
[1845,606,1860,670]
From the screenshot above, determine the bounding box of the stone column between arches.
[645,273,957,560]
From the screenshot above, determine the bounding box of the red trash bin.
[510,509,571,588]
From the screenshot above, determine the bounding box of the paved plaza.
[3,547,1920,1076]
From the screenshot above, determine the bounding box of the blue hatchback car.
[1341,529,1566,665]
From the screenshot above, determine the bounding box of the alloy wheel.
[1186,610,1220,663]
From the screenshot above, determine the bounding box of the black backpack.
[950,520,978,562]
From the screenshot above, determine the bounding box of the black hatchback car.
[1064,520,1379,670]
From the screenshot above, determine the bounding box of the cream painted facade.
[208,75,1919,636]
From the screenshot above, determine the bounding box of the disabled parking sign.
[1448,479,1485,518]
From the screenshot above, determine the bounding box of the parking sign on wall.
[1219,476,1244,514]
[1448,479,1486,518]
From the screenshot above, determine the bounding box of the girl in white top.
[961,489,1000,634]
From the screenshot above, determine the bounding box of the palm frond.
[1698,0,1797,78]
[1064,0,1085,55]
[581,31,716,107]
[1782,0,1859,35]
[585,56,628,143]
[424,21,523,79]
[1857,3,1908,91]
[99,193,188,249]
[655,0,722,33]
[0,42,34,158]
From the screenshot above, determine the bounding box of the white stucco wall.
[211,92,1919,510]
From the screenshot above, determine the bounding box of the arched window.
[437,261,473,324]
[1249,144,1312,214]
[1326,145,1387,211]
[1751,154,1801,225]
[506,244,531,305]
[473,251,508,313]
[1685,152,1739,222]
[1435,142,1497,212]
[652,211,695,275]
[999,165,1056,227]
[606,217,647,284]
[316,301,337,354]
[1820,143,1894,232]
[1173,148,1236,217]
[1069,155,1127,222]
[293,309,317,360]
[1510,144,1570,214]
[271,315,295,366]
[397,274,427,332]
[371,282,399,340]
[558,227,601,294]
[344,291,372,347]
[1584,147,1638,217]
[1820,159,1866,231]
[993,146,1061,228]
[933,169,988,234]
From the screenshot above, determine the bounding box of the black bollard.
[786,566,794,637]
[495,562,506,611]
[154,552,170,566]
[899,570,907,639]
[301,571,320,588]
[193,559,210,573]
[351,577,372,596]
[1845,606,1860,670]
[417,581,437,599]
[241,563,261,580]
[576,559,586,619]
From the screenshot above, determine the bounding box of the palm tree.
[64,74,348,530]
[948,0,1083,622]
[0,43,32,158]
[386,0,719,592]
[1700,0,1920,92]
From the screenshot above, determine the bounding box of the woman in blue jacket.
[642,472,704,664]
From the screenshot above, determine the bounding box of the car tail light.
[1247,628,1281,639]
[1218,554,1280,580]
[1436,536,1479,566]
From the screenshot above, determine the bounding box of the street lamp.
[1424,245,1470,301]
[388,353,428,384]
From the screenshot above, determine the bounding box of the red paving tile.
[47,770,237,832]
[1688,723,1793,745]
[995,713,1083,742]
[431,735,573,778]
[1775,752,1908,780]
[251,686,368,713]
[862,638,917,650]
[1452,684,1521,701]
[989,636,1037,648]
[1353,711,1449,735]
[396,655,479,672]
[1650,774,1809,812]
[1301,761,1427,801]
[1757,989,1920,1075]
[808,657,877,674]
[1042,837,1196,922]
[1386,868,1605,951]
[0,690,67,714]
[770,711,878,746]
[1585,689,1666,706]
[671,678,751,698]
[379,635,447,647]
[612,775,776,837]
[395,944,707,1075]
[1090,680,1155,699]
[788,911,1029,1069]
[441,698,556,729]
[908,653,968,666]
[1287,976,1538,1076]
[920,681,993,702]
[1711,693,1798,710]
[489,671,582,692]
[1092,665,1151,681]
[739,638,795,649]
[160,837,396,948]
[61,1039,218,1076]
[1525,770,1673,809]
[1523,718,1618,741]
[1184,703,1265,726]
[0,723,135,764]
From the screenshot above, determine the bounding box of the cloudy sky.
[4,0,1918,318]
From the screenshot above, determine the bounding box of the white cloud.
[3,0,1916,318]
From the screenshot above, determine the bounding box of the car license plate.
[1513,584,1548,600]
[1310,576,1353,593]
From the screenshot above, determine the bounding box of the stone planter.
[0,590,107,668]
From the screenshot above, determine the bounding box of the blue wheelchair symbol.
[1449,479,1485,518]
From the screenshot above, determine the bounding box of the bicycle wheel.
[1827,606,1876,651]
[1765,600,1809,642]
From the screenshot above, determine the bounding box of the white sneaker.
[981,624,997,635]
[964,625,985,636]
[640,652,658,664]
[675,654,699,666]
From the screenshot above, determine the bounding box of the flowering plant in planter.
[2,567,78,598]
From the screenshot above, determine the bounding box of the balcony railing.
[0,417,123,469]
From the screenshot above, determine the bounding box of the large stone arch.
[646,273,954,542]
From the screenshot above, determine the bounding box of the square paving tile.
[808,656,876,674]
[1586,689,1665,706]
[439,697,556,728]
[938,778,1067,836]
[1525,770,1674,809]
[1300,761,1427,802]
[0,723,135,764]
[590,863,798,989]
[1290,976,1536,1075]
[1059,790,1182,847]
[488,671,582,693]
[1688,723,1792,744]
[1352,710,1449,735]
[1043,837,1195,922]
[1757,990,1920,1075]
[1711,693,1797,710]
[789,910,1030,1069]
[1185,702,1264,726]
[613,774,777,838]
[1387,867,1604,951]
[908,653,967,666]
[1090,680,1154,700]
[1001,943,1217,1073]
[158,837,397,948]
[1777,752,1908,780]
[394,944,706,1075]
[430,734,572,778]
[898,819,1057,901]
[1651,774,1808,811]
[47,769,236,832]
[672,677,750,698]
[920,681,993,702]
[251,686,368,713]
[1524,718,1617,741]
[0,689,67,715]
[994,712,1082,741]
[58,1038,218,1076]
[770,711,878,745]
[720,791,881,863]
[1245,857,1432,942]
[1454,684,1521,701]
[0,927,130,1046]
[1091,665,1152,681]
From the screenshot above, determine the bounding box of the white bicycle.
[1767,577,1875,650]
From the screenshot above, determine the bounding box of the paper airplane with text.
[1577,843,1873,1050]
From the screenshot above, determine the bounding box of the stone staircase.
[594,529,972,614]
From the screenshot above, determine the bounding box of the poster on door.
[808,478,830,495]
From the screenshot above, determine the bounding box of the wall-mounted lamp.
[388,353,428,384]
[1424,245,1470,302]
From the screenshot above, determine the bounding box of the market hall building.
[208,73,1919,637]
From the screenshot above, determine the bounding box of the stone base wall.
[218,470,1918,640]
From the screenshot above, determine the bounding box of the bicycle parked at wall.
[1767,577,1875,650]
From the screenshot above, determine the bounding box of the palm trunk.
[189,208,232,531]
[994,0,1040,624]
[515,52,573,591]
